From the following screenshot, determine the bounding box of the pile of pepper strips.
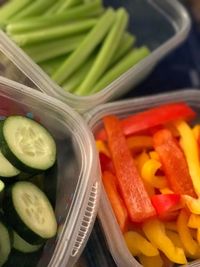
[96,102,200,266]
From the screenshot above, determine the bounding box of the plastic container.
[0,76,101,267]
[85,89,200,267]
[0,0,191,112]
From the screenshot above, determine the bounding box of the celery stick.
[86,46,150,95]
[23,34,85,63]
[52,8,116,85]
[6,1,103,34]
[10,18,97,46]
[75,8,129,95]
[40,56,67,76]
[0,0,31,22]
[56,0,83,13]
[62,54,95,92]
[110,32,136,66]
[45,0,66,15]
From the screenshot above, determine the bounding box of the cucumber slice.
[0,115,56,173]
[0,150,20,178]
[13,231,43,253]
[0,216,12,267]
[3,181,57,244]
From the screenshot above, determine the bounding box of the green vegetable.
[78,46,150,95]
[52,8,116,84]
[75,7,129,95]
[24,34,85,63]
[0,216,12,266]
[45,0,66,15]
[56,0,83,13]
[9,18,97,46]
[40,56,67,76]
[6,1,103,34]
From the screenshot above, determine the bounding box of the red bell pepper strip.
[99,152,115,174]
[102,171,129,232]
[103,115,156,222]
[151,194,182,216]
[153,129,197,198]
[96,102,196,141]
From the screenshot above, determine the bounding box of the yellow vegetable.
[192,124,200,140]
[143,219,187,264]
[138,254,163,267]
[188,213,200,228]
[124,231,158,257]
[96,140,110,157]
[184,195,200,215]
[149,151,160,161]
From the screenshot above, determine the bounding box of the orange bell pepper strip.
[138,254,163,267]
[176,209,199,255]
[124,231,159,257]
[103,115,156,222]
[126,135,153,152]
[96,102,196,140]
[142,218,187,264]
[102,171,129,232]
[153,128,197,198]
[175,120,200,196]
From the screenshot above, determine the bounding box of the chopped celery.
[45,0,67,15]
[10,0,55,21]
[6,1,103,34]
[23,34,85,63]
[10,18,97,46]
[75,8,129,95]
[79,46,150,95]
[0,0,32,23]
[52,8,116,84]
[56,0,83,13]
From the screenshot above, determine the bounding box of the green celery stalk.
[110,32,136,67]
[45,0,66,15]
[52,8,116,85]
[10,18,97,46]
[23,34,85,63]
[10,0,55,21]
[56,0,83,13]
[85,46,150,95]
[40,56,67,76]
[75,8,129,95]
[0,0,32,23]
[6,1,103,34]
[62,54,95,92]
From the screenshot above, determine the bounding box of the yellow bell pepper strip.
[138,254,163,267]
[96,140,110,157]
[184,195,200,214]
[142,218,187,264]
[159,188,174,194]
[124,231,159,257]
[151,194,182,218]
[141,159,167,189]
[103,115,156,222]
[174,120,200,196]
[126,135,153,153]
[176,209,199,255]
[135,152,155,196]
[153,128,197,197]
[192,124,200,140]
[149,151,160,161]
[102,171,129,232]
[165,221,177,232]
[96,102,196,141]
[166,230,184,249]
[188,214,200,228]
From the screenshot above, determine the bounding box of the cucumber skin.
[2,184,45,245]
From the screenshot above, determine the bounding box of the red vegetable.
[153,129,197,198]
[151,194,182,216]
[102,171,129,232]
[96,102,196,141]
[103,115,156,223]
[99,152,115,173]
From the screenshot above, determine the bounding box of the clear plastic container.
[85,89,200,267]
[0,0,191,112]
[0,76,101,267]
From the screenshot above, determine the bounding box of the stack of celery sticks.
[0,0,150,96]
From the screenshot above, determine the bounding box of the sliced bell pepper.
[102,171,129,232]
[184,195,200,215]
[138,254,164,267]
[175,120,200,196]
[96,102,196,140]
[103,115,156,222]
[99,152,115,173]
[124,231,159,257]
[142,218,187,264]
[151,194,182,217]
[153,128,197,198]
[96,140,110,157]
[126,135,153,152]
[188,213,200,228]
[176,209,199,255]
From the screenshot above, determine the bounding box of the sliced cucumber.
[0,150,20,178]
[3,181,57,244]
[0,215,12,267]
[0,115,56,173]
[13,231,43,253]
